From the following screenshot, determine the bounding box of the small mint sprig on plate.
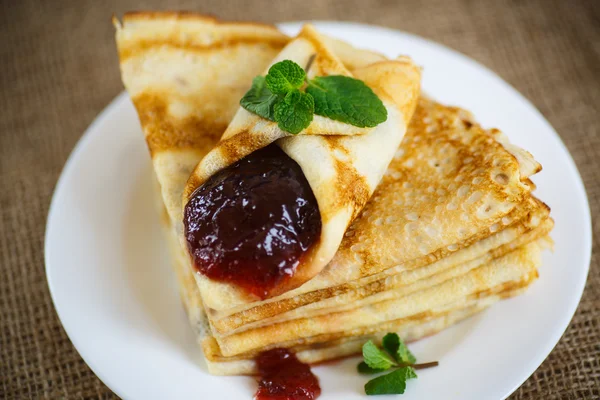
[358,333,439,395]
[239,59,387,134]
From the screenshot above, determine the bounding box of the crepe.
[182,24,421,297]
[115,11,539,314]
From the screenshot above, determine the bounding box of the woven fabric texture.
[1,0,598,398]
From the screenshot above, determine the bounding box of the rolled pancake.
[201,98,545,329]
[183,24,421,298]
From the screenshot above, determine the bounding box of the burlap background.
[1,0,598,398]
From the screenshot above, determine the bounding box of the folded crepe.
[182,24,421,298]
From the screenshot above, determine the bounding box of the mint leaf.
[266,60,306,95]
[396,366,418,380]
[240,76,279,121]
[357,361,387,374]
[397,339,417,365]
[364,367,417,395]
[382,333,416,365]
[382,333,401,359]
[307,75,387,128]
[273,89,314,134]
[362,340,396,370]
[240,60,389,131]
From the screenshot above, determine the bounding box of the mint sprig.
[358,333,439,396]
[239,59,388,134]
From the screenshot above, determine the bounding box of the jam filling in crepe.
[184,144,322,298]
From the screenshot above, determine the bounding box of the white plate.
[45,22,592,400]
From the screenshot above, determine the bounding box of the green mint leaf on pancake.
[362,340,397,370]
[364,367,417,395]
[240,76,279,121]
[265,60,306,94]
[357,361,387,374]
[273,89,314,134]
[241,59,388,131]
[306,75,388,127]
[382,333,417,365]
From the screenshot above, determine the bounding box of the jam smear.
[183,144,321,299]
[255,348,321,400]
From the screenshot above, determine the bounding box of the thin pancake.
[124,13,552,377]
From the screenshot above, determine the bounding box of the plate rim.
[45,20,592,400]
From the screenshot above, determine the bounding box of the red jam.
[255,348,321,400]
[183,144,321,299]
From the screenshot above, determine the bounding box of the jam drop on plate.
[255,348,321,400]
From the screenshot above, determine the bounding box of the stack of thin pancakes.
[115,12,553,376]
